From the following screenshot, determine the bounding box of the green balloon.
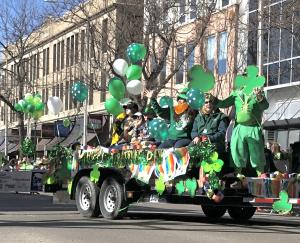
[127,43,147,63]
[18,100,26,111]
[27,104,35,113]
[24,93,34,103]
[108,77,125,100]
[35,102,45,111]
[104,97,124,117]
[35,93,42,99]
[126,65,142,80]
[71,82,88,102]
[32,110,43,120]
[188,65,215,92]
[32,97,42,105]
[63,118,71,127]
[14,103,22,112]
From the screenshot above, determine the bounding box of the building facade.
[0,0,244,156]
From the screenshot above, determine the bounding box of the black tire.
[201,205,227,219]
[228,206,256,221]
[75,176,100,218]
[99,177,127,219]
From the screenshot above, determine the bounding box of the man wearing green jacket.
[191,93,228,154]
[217,88,269,176]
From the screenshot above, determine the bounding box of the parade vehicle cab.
[68,144,300,221]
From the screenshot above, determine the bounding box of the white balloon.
[126,80,143,95]
[47,96,63,115]
[113,59,128,77]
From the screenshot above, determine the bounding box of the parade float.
[63,42,300,221]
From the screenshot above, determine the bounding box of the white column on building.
[257,0,263,75]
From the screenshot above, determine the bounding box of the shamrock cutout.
[188,65,215,92]
[67,180,72,195]
[155,176,165,196]
[175,180,185,196]
[90,164,100,183]
[272,190,292,214]
[185,178,197,197]
[234,65,265,95]
[201,152,224,173]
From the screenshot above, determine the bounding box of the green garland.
[48,145,73,167]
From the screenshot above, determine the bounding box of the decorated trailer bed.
[68,144,300,220]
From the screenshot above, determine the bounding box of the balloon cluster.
[105,43,147,117]
[71,81,88,102]
[14,93,45,120]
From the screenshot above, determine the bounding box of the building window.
[69,80,73,109]
[179,0,186,24]
[176,46,184,84]
[60,83,64,103]
[46,48,50,75]
[57,42,60,72]
[292,58,300,82]
[187,42,195,71]
[190,0,197,20]
[269,4,280,63]
[81,30,85,61]
[75,33,79,64]
[65,81,69,110]
[221,0,229,7]
[207,35,216,72]
[61,40,65,70]
[279,60,291,84]
[102,19,108,53]
[249,0,258,12]
[218,32,227,75]
[101,72,106,102]
[70,35,75,66]
[53,44,57,73]
[268,63,279,86]
[66,37,70,67]
[37,52,40,79]
[247,11,258,65]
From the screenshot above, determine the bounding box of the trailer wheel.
[99,177,127,219]
[228,206,256,221]
[201,205,227,219]
[75,176,100,218]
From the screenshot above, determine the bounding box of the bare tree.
[0,0,47,155]
[46,0,219,104]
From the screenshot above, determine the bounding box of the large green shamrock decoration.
[90,164,100,183]
[234,65,265,95]
[188,65,215,92]
[155,176,165,196]
[201,152,224,173]
[175,180,185,196]
[272,190,292,214]
[185,178,197,197]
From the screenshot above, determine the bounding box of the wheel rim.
[79,185,92,211]
[104,185,117,213]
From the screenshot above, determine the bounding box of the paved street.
[0,192,300,243]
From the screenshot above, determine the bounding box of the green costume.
[217,90,269,173]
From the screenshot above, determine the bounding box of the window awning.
[86,133,97,144]
[263,118,300,130]
[8,144,19,154]
[0,142,17,153]
[45,137,64,150]
[60,124,82,147]
[36,138,52,152]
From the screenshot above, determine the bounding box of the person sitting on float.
[110,102,139,149]
[144,88,196,148]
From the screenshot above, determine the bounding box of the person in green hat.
[143,88,196,148]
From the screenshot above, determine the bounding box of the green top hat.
[177,87,188,100]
